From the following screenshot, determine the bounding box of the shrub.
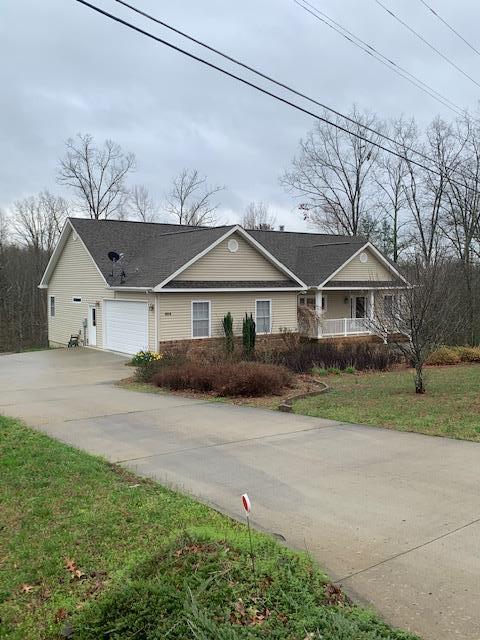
[327,367,342,375]
[242,313,256,359]
[258,341,398,373]
[222,312,234,356]
[426,346,461,366]
[454,345,480,362]
[134,352,185,383]
[130,350,162,367]
[152,361,292,397]
[312,366,329,377]
[217,362,292,397]
[345,366,357,374]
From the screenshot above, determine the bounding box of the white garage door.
[104,300,149,355]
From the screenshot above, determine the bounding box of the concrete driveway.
[1,348,479,640]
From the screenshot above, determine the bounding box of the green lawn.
[294,364,480,441]
[0,416,418,640]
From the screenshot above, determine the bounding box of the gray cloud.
[1,0,479,230]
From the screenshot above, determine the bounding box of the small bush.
[134,352,185,383]
[426,346,461,366]
[455,345,480,362]
[312,366,329,377]
[327,367,342,375]
[130,350,162,366]
[152,361,292,397]
[218,362,292,397]
[345,366,357,374]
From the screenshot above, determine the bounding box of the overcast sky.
[1,0,479,230]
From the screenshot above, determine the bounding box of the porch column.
[368,290,375,320]
[315,290,323,338]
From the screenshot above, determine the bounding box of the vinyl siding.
[47,229,156,351]
[157,291,298,342]
[323,292,350,319]
[174,232,285,281]
[334,249,394,281]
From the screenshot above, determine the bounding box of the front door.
[352,296,367,319]
[88,305,97,347]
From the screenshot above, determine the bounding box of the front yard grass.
[294,364,480,441]
[0,416,418,640]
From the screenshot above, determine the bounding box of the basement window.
[72,297,82,304]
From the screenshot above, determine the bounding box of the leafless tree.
[242,201,276,230]
[165,168,224,226]
[128,184,158,222]
[282,106,384,235]
[57,133,135,219]
[373,257,465,393]
[10,191,68,254]
[402,118,465,264]
[374,117,415,260]
[439,114,480,344]
[0,209,9,246]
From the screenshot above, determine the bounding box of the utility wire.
[418,0,480,58]
[294,0,463,116]
[74,0,475,193]
[374,0,480,91]
[113,0,465,172]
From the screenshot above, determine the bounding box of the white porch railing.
[318,317,372,338]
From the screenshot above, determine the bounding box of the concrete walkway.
[1,348,479,640]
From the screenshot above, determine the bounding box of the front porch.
[298,288,398,340]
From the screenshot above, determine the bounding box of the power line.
[294,0,463,116]
[113,0,464,168]
[374,0,480,91]
[74,0,475,193]
[418,0,480,58]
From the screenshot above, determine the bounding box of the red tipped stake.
[241,493,255,576]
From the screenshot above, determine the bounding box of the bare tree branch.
[242,202,276,230]
[165,168,224,226]
[57,133,135,219]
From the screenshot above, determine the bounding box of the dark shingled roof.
[249,229,369,287]
[67,218,404,290]
[163,280,299,289]
[324,280,406,288]
[69,218,232,288]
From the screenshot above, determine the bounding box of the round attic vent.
[359,252,368,263]
[228,239,239,253]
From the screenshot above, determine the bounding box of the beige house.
[39,218,408,354]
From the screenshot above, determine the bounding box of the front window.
[50,296,55,317]
[256,299,271,334]
[192,301,210,338]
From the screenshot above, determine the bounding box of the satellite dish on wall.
[108,251,120,263]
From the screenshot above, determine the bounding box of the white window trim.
[191,300,211,339]
[72,296,82,304]
[255,298,272,334]
[50,296,55,317]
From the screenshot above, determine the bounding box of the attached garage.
[103,300,149,355]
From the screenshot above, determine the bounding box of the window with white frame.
[72,296,82,304]
[256,299,271,334]
[192,301,210,338]
[50,296,55,317]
